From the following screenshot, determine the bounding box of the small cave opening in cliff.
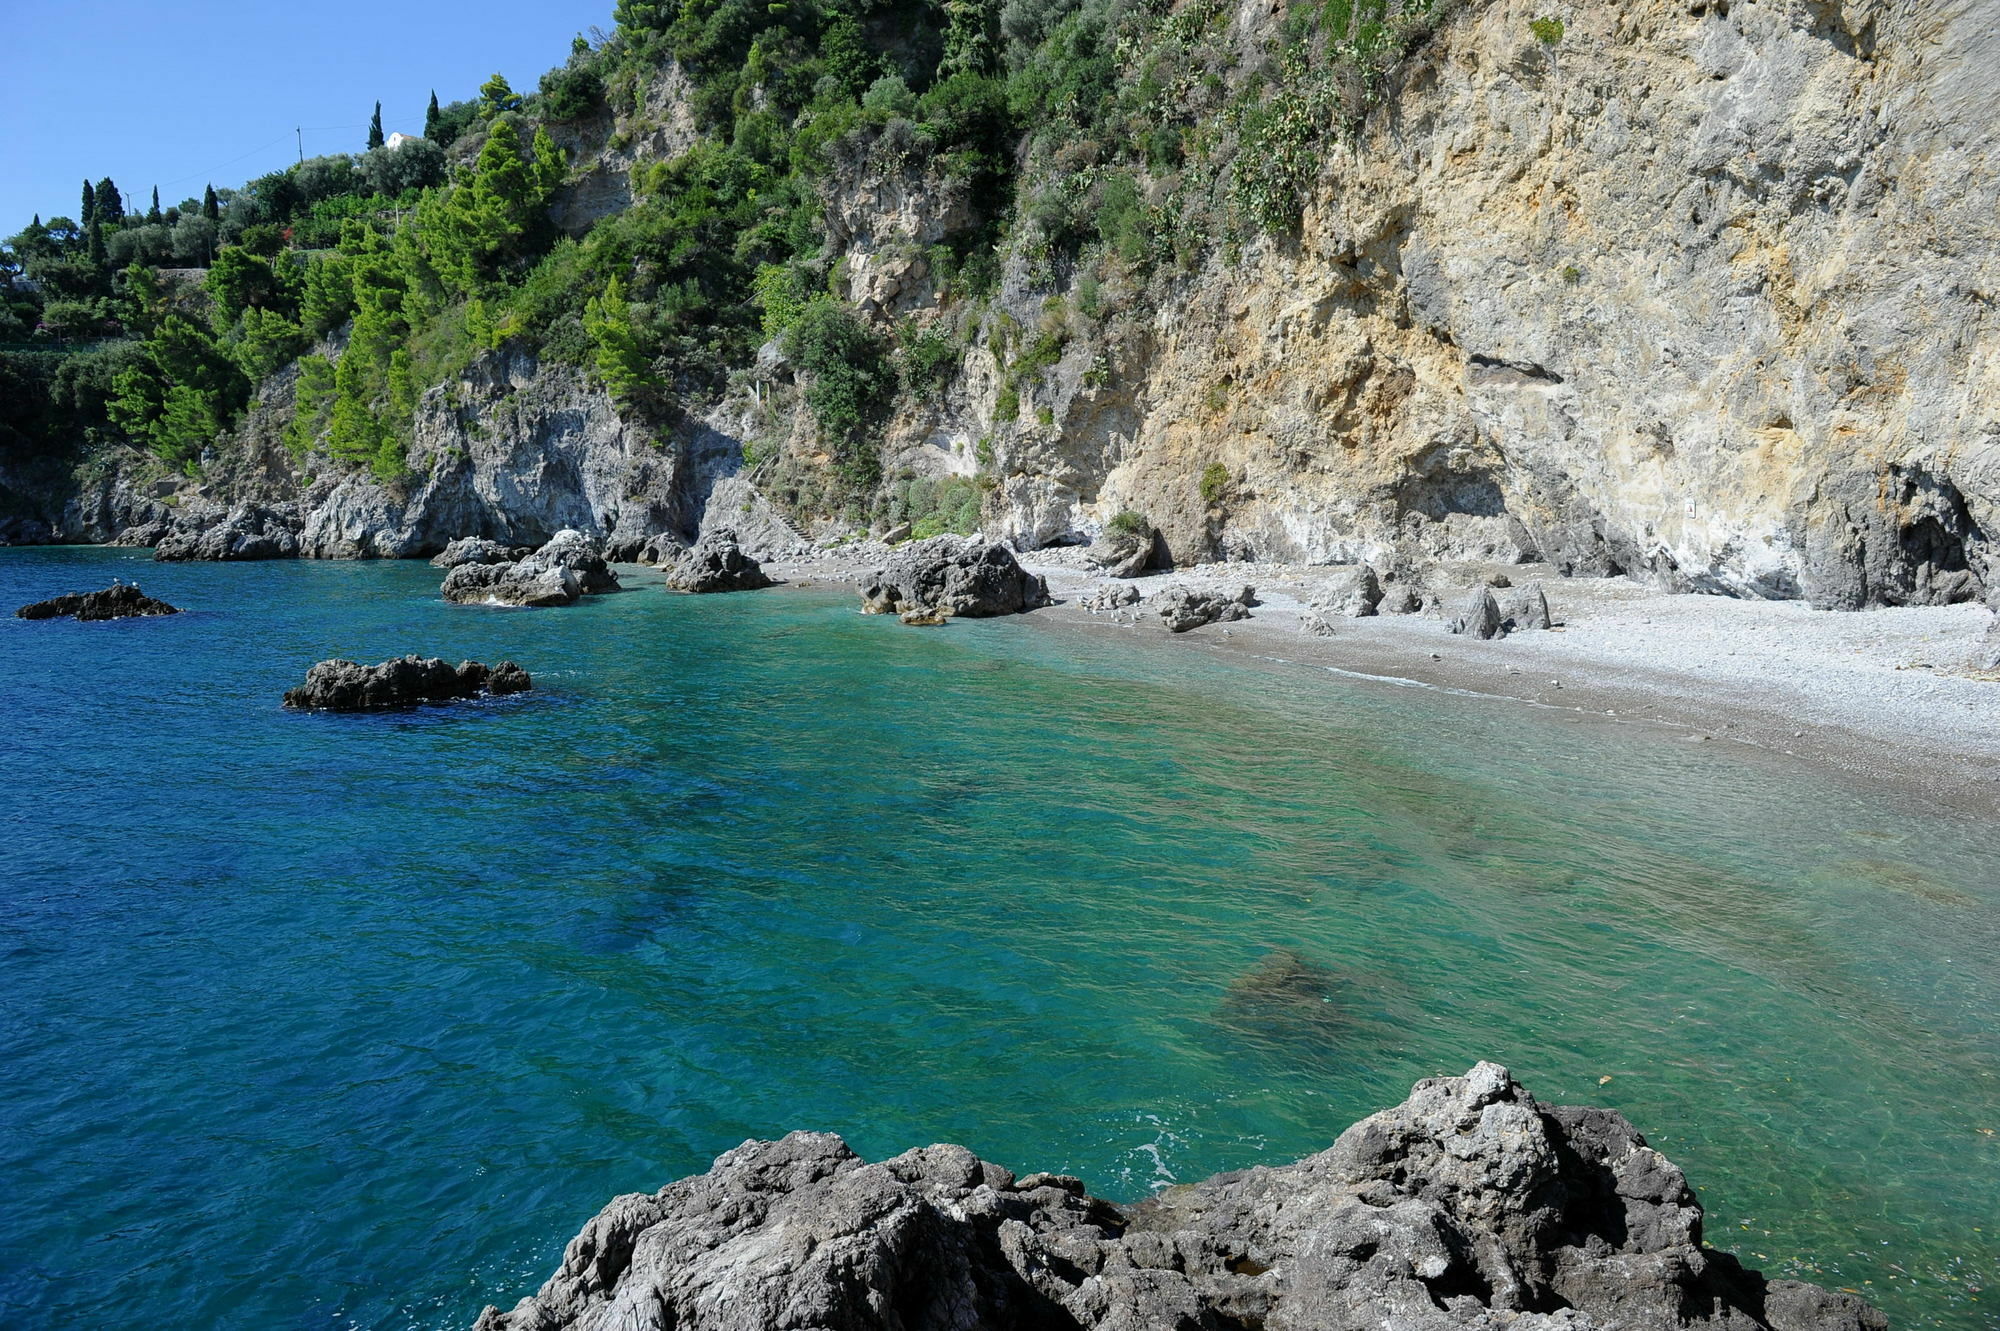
[1890,466,1986,604]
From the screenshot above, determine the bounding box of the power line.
[153,124,373,192]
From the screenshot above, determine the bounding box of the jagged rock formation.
[16,584,180,621]
[1449,586,1506,640]
[431,537,525,569]
[859,537,1051,618]
[1316,566,1385,619]
[441,530,620,608]
[470,1063,1884,1331]
[664,529,774,593]
[138,501,304,562]
[1155,585,1256,633]
[282,656,530,711]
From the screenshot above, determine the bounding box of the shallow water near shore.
[3,547,1997,1330]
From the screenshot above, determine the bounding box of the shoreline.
[768,545,2000,820]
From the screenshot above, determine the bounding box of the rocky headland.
[471,1063,1883,1331]
[16,583,180,622]
[282,656,532,712]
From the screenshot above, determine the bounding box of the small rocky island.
[16,583,181,621]
[283,656,531,712]
[472,1064,1883,1331]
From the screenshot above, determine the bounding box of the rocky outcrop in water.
[16,583,180,621]
[441,530,620,607]
[471,1063,1883,1331]
[283,656,530,711]
[431,537,526,569]
[1155,584,1256,633]
[859,537,1050,618]
[664,530,774,593]
[144,501,303,562]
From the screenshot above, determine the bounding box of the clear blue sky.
[1,0,614,231]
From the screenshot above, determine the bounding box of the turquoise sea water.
[2,546,1996,1330]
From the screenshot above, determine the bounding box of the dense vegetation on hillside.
[0,0,1460,519]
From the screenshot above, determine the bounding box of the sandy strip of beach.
[762,546,2000,817]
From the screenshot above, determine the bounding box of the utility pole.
[297,127,304,163]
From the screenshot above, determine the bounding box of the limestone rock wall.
[953,0,2000,608]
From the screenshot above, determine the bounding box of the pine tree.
[94,178,125,225]
[149,187,163,224]
[368,102,385,151]
[203,185,220,222]
[425,91,441,140]
[82,180,96,227]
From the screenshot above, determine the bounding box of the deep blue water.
[2,546,1997,1330]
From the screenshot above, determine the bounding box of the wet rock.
[1316,565,1383,618]
[1155,584,1255,633]
[17,583,180,621]
[441,530,620,607]
[898,608,949,626]
[152,502,303,562]
[471,1063,1883,1331]
[666,529,774,593]
[1081,583,1142,612]
[430,537,522,569]
[858,536,1050,618]
[629,532,689,567]
[1448,586,1504,639]
[283,656,531,711]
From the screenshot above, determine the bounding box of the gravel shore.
[761,544,2000,817]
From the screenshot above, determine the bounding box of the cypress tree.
[149,187,163,224]
[95,178,125,225]
[425,91,441,139]
[82,180,96,227]
[87,219,107,267]
[368,101,385,151]
[203,185,220,222]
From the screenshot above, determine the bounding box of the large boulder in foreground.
[471,1063,1883,1331]
[150,502,303,562]
[665,530,773,593]
[283,656,530,712]
[441,530,620,607]
[17,583,180,621]
[859,536,1049,618]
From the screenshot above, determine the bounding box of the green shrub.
[899,326,959,398]
[783,298,895,490]
[1106,509,1151,538]
[1199,461,1231,505]
[1529,16,1564,44]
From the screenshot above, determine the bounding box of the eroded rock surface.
[16,584,180,621]
[431,538,524,569]
[665,530,774,593]
[471,1063,1883,1331]
[1449,586,1506,640]
[441,530,620,607]
[283,656,531,711]
[859,537,1050,618]
[1155,584,1256,633]
[149,502,303,562]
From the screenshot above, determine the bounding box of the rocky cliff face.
[863,0,2000,609]
[470,1063,1884,1331]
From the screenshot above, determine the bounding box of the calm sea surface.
[2,547,1996,1330]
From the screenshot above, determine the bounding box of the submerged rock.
[665,530,774,593]
[1448,585,1505,639]
[283,655,530,711]
[441,530,620,607]
[471,1063,1883,1331]
[1155,584,1256,632]
[16,583,180,621]
[859,536,1050,618]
